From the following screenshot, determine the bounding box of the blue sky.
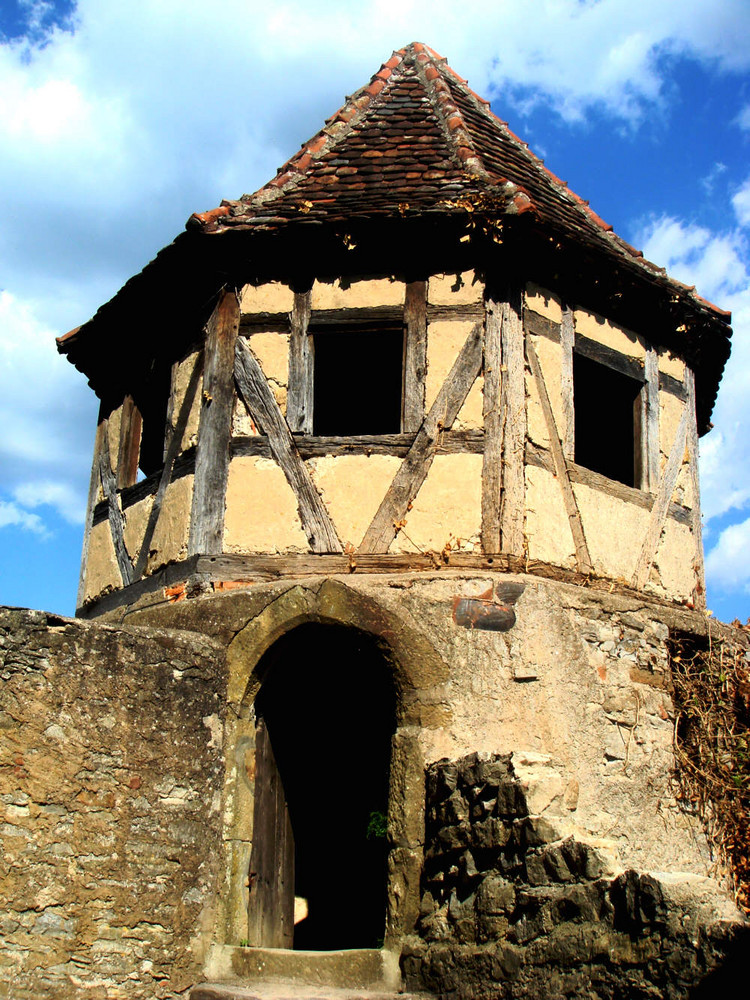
[1,0,749,622]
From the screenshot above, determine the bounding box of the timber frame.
[78,266,707,614]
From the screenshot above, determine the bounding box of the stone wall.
[403,751,748,999]
[0,608,226,1000]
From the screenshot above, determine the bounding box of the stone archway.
[249,623,397,950]
[221,579,450,953]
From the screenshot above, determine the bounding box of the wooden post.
[635,347,660,492]
[188,289,240,557]
[481,294,503,553]
[684,369,706,608]
[403,281,428,432]
[287,291,313,434]
[560,306,575,461]
[116,395,142,489]
[76,410,106,611]
[499,284,526,555]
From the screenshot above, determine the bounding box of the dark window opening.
[312,325,404,435]
[254,623,396,950]
[574,353,643,487]
[133,367,170,477]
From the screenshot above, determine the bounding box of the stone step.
[190,984,426,1000]
[198,946,403,995]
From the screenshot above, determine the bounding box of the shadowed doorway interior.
[252,623,397,951]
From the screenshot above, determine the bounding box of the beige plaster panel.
[233,396,258,437]
[169,351,203,452]
[120,477,192,576]
[525,283,563,324]
[247,332,289,413]
[660,392,684,465]
[425,320,480,420]
[525,464,576,568]
[574,481,648,583]
[428,271,483,305]
[240,281,294,314]
[391,453,482,554]
[311,277,405,309]
[525,342,550,450]
[651,518,695,602]
[657,350,685,381]
[455,379,484,430]
[574,307,645,360]
[83,521,120,602]
[122,495,152,566]
[224,457,309,553]
[310,454,402,549]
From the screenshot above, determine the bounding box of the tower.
[57,43,744,998]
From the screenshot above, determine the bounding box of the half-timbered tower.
[57,43,742,999]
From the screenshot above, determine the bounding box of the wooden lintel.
[632,402,690,591]
[234,337,342,553]
[188,288,240,556]
[527,338,593,575]
[287,291,313,434]
[403,281,428,432]
[360,321,484,554]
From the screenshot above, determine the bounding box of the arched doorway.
[249,623,397,951]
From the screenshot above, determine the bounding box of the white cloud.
[0,499,48,536]
[732,177,750,228]
[13,481,85,525]
[705,516,750,594]
[736,103,750,131]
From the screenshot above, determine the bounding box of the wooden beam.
[636,347,660,492]
[233,429,485,460]
[234,338,342,553]
[77,411,107,611]
[632,401,690,591]
[188,289,241,556]
[481,294,502,553]
[98,426,134,587]
[116,395,142,489]
[527,337,593,575]
[499,285,526,555]
[133,352,203,581]
[403,281,427,432]
[286,291,313,434]
[560,306,575,461]
[684,369,706,608]
[359,322,484,554]
[575,332,645,384]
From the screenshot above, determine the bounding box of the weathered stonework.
[0,608,226,1000]
[402,751,747,999]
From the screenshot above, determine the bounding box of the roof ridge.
[409,44,488,182]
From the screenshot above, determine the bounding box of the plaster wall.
[311,277,405,309]
[574,307,646,360]
[224,457,309,553]
[168,351,203,453]
[428,270,483,305]
[309,454,402,549]
[391,454,483,554]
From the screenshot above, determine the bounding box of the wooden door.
[247,718,295,948]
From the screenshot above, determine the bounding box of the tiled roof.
[190,41,727,321]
